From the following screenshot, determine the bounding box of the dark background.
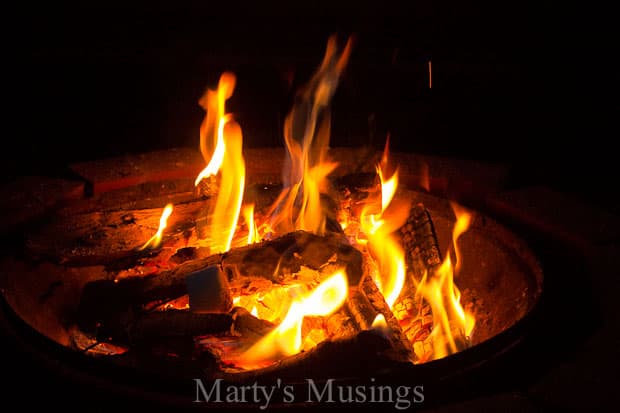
[4,1,618,210]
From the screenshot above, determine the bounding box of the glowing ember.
[139,204,173,250]
[234,270,348,369]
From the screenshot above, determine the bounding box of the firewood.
[186,266,233,313]
[126,310,233,346]
[216,330,410,382]
[325,275,412,363]
[77,231,363,333]
[392,204,440,348]
[26,199,207,266]
[25,182,285,266]
[70,147,206,195]
[0,176,84,232]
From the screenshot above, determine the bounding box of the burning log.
[77,231,363,334]
[393,203,441,345]
[26,200,207,266]
[217,330,410,382]
[325,275,412,362]
[79,306,274,352]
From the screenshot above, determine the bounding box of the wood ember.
[393,204,441,348]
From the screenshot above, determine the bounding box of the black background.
[2,1,619,410]
[4,1,618,209]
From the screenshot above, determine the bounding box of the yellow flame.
[195,72,236,185]
[194,73,246,254]
[371,313,388,330]
[242,204,260,245]
[194,114,230,186]
[139,204,174,250]
[414,208,475,360]
[360,141,409,309]
[267,36,352,236]
[450,201,472,275]
[250,305,258,318]
[236,270,348,369]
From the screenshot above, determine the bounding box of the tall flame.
[360,141,409,308]
[194,73,246,253]
[235,270,348,369]
[139,204,174,250]
[414,204,475,360]
[267,36,352,236]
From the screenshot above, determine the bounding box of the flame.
[242,204,260,245]
[195,72,236,185]
[414,205,475,360]
[267,36,352,236]
[371,313,388,330]
[360,141,409,309]
[235,270,348,369]
[194,73,246,253]
[450,201,472,276]
[139,204,173,250]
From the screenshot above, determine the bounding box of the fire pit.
[0,36,542,408]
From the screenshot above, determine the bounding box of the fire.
[195,72,236,186]
[360,142,409,309]
[194,73,246,253]
[235,270,348,369]
[139,204,173,250]
[413,204,475,360]
[267,36,352,236]
[242,204,260,245]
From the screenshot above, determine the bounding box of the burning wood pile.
[15,36,479,379]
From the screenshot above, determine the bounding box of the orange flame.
[139,204,173,250]
[267,36,352,236]
[360,141,409,309]
[450,201,472,276]
[194,73,246,253]
[242,204,260,245]
[195,72,236,186]
[235,270,348,369]
[414,205,475,360]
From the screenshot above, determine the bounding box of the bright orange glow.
[242,204,260,245]
[267,36,352,236]
[360,141,409,309]
[139,204,173,250]
[194,73,246,254]
[235,270,348,369]
[413,208,475,360]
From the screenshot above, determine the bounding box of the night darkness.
[2,1,619,411]
[5,1,617,209]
